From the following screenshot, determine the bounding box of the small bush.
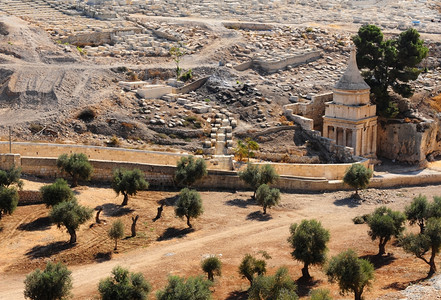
[107,135,120,147]
[179,69,193,81]
[352,214,370,224]
[24,262,72,300]
[29,123,44,134]
[77,108,96,122]
[121,122,136,130]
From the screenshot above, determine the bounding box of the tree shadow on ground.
[333,196,362,208]
[18,216,52,232]
[296,278,321,297]
[226,198,257,208]
[246,211,272,221]
[26,241,75,259]
[157,227,194,241]
[383,276,427,291]
[225,290,248,300]
[161,195,179,206]
[360,254,397,270]
[94,251,112,263]
[100,203,134,217]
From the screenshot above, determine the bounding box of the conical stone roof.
[334,47,370,91]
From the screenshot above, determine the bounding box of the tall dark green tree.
[353,25,428,117]
[367,206,406,256]
[112,168,149,206]
[287,219,330,279]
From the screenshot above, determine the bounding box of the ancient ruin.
[323,48,377,157]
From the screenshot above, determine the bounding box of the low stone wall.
[233,51,322,74]
[285,93,333,131]
[0,153,20,169]
[255,50,322,73]
[236,159,370,180]
[222,22,273,31]
[0,142,187,166]
[18,190,43,206]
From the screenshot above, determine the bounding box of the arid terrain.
[1,178,441,299]
[1,1,441,299]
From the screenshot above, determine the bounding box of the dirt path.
[0,180,439,299]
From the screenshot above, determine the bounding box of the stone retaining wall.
[233,50,322,74]
[18,190,43,206]
[0,142,187,166]
[1,154,440,193]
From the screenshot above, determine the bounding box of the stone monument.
[322,47,377,157]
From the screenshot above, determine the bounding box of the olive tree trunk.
[95,207,103,224]
[131,215,139,237]
[67,227,77,244]
[186,215,192,228]
[121,193,129,206]
[301,262,311,279]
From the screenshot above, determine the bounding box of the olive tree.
[255,184,280,215]
[108,219,125,251]
[367,206,406,256]
[0,187,18,219]
[326,249,374,300]
[0,165,23,189]
[400,217,441,277]
[50,199,93,244]
[248,267,298,300]
[201,256,222,281]
[56,153,93,187]
[239,163,279,199]
[40,178,74,207]
[156,275,212,300]
[238,253,267,285]
[343,164,372,197]
[175,188,203,228]
[287,219,330,279]
[112,168,149,206]
[174,156,207,187]
[98,266,151,300]
[24,262,72,300]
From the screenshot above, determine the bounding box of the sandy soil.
[0,179,440,299]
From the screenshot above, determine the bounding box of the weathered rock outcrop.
[377,117,441,165]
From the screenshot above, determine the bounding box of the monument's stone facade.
[323,48,377,157]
